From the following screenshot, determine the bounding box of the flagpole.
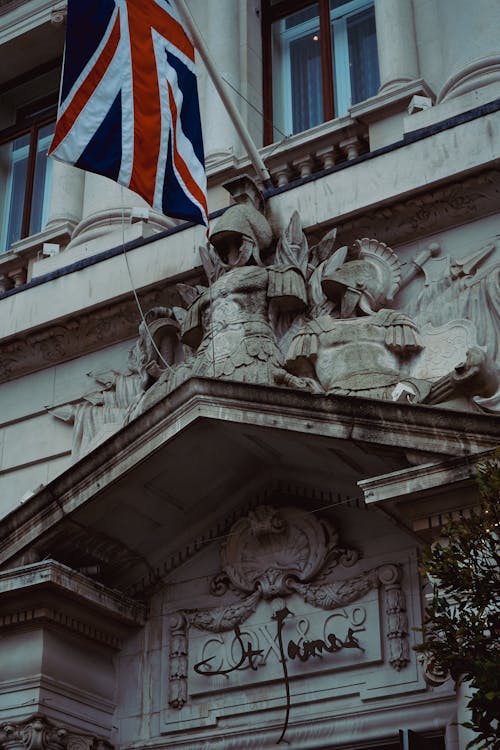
[174,0,273,189]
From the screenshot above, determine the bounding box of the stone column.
[67,172,173,250]
[196,0,242,166]
[44,160,85,234]
[437,0,500,101]
[456,679,478,750]
[374,0,420,93]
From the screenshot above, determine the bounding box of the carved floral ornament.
[0,716,112,750]
[167,505,410,715]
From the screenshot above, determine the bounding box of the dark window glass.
[347,6,380,105]
[0,110,56,253]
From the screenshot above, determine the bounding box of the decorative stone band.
[0,716,113,750]
[167,563,409,709]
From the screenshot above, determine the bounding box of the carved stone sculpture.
[50,306,192,458]
[285,238,498,406]
[180,210,308,386]
[216,504,357,598]
[49,189,500,457]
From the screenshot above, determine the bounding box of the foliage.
[416,454,500,749]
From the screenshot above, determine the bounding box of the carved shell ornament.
[218,505,358,598]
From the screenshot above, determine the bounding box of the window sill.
[0,220,75,292]
[350,79,435,123]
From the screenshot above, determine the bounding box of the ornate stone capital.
[0,717,112,750]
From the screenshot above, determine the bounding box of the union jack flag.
[49,0,208,227]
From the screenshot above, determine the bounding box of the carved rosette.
[0,718,112,750]
[418,652,450,687]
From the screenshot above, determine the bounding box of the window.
[0,100,56,253]
[0,60,60,254]
[263,0,380,143]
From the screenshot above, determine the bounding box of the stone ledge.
[0,560,146,646]
[358,451,488,505]
[350,79,435,124]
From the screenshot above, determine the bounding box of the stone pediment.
[0,377,497,595]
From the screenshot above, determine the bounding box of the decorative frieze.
[1,170,498,388]
[0,283,185,385]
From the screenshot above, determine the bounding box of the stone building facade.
[0,1,499,749]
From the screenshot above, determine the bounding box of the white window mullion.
[332,17,351,117]
[281,34,293,137]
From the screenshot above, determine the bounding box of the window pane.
[285,6,318,28]
[330,0,355,9]
[347,7,380,104]
[30,121,55,235]
[1,133,30,251]
[271,3,323,138]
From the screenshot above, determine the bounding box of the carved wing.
[177,282,203,309]
[186,590,261,633]
[308,245,348,310]
[290,569,380,610]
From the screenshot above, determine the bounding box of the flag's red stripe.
[128,0,195,61]
[49,14,121,155]
[127,2,161,205]
[167,82,208,219]
[127,0,196,205]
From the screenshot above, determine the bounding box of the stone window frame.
[261,0,379,144]
[0,97,57,253]
[0,63,59,255]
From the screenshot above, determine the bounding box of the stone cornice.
[0,560,146,647]
[0,378,497,569]
[0,0,64,38]
[331,167,500,249]
[0,282,183,385]
[358,450,493,505]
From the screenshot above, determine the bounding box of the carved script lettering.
[287,626,364,661]
[193,607,365,744]
[194,624,263,676]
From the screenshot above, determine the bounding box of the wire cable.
[120,188,175,374]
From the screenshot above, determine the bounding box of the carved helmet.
[321,238,401,316]
[209,203,273,266]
